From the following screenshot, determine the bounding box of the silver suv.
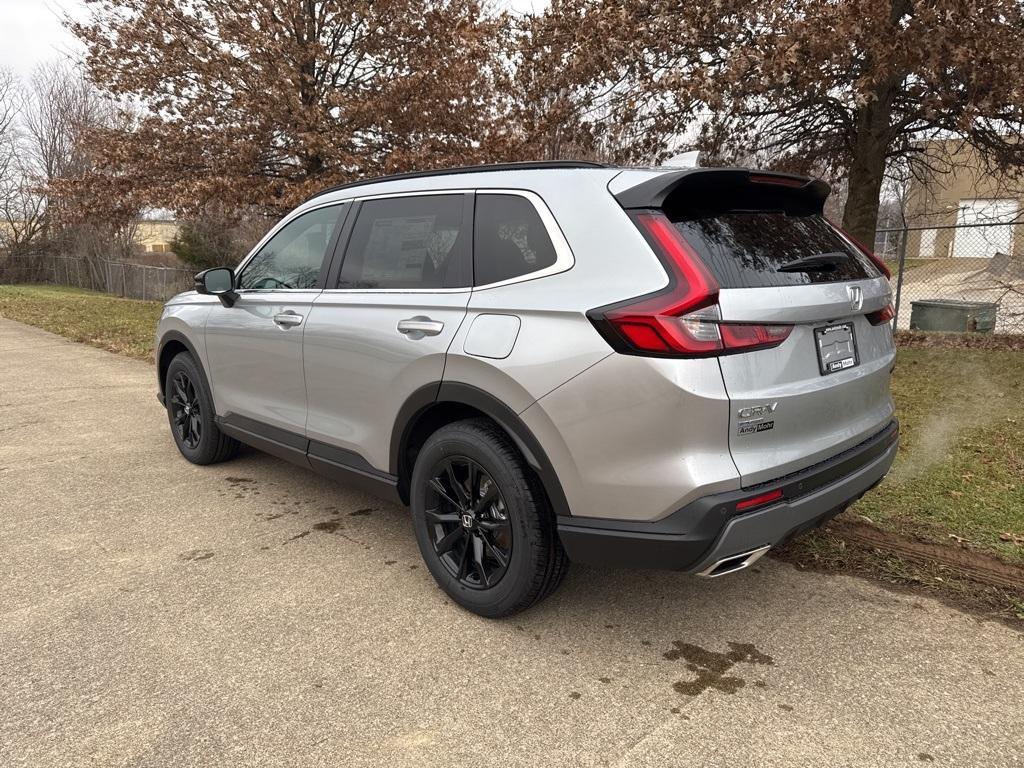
[156,161,898,617]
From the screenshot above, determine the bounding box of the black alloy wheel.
[409,418,569,617]
[169,371,202,449]
[426,456,512,589]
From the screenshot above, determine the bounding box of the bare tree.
[0,64,137,286]
[0,68,48,263]
[0,68,17,180]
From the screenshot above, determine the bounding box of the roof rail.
[303,160,610,203]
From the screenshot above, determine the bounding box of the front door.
[204,203,346,436]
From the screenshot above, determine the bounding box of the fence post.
[891,226,909,330]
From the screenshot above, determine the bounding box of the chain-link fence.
[0,254,194,301]
[877,222,1024,335]
[4,226,1023,333]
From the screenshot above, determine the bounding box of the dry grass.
[853,347,1024,564]
[0,284,162,361]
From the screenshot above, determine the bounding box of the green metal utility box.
[909,299,997,333]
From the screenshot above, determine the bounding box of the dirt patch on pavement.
[663,641,774,697]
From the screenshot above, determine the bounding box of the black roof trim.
[304,160,609,203]
[614,167,830,211]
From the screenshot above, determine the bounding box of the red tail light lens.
[587,212,793,358]
[866,303,895,326]
[748,174,805,188]
[720,322,794,348]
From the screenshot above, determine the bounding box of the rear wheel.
[165,352,239,465]
[410,419,568,617]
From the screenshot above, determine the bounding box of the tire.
[410,418,569,617]
[165,351,239,465]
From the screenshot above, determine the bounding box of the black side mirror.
[194,267,238,307]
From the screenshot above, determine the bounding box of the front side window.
[339,195,469,289]
[474,194,558,286]
[238,205,343,290]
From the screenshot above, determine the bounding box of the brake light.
[866,303,895,326]
[834,225,891,279]
[735,488,784,512]
[748,174,805,188]
[587,212,793,358]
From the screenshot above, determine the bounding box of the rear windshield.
[671,211,880,288]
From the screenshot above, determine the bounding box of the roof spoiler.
[613,167,831,213]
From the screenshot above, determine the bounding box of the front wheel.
[165,351,239,465]
[410,419,568,617]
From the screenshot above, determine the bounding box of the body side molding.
[216,414,401,504]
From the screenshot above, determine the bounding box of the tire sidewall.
[410,425,541,616]
[165,352,218,464]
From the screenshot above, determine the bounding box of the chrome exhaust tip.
[696,544,771,578]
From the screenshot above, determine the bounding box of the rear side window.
[339,195,469,289]
[672,212,880,288]
[474,194,557,285]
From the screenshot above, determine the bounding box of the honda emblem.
[848,285,863,311]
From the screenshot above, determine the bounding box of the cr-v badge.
[737,402,777,435]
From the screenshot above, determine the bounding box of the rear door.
[669,199,896,486]
[303,192,473,473]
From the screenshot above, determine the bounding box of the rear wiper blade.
[777,251,851,272]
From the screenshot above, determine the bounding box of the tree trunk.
[841,0,909,246]
[842,100,892,246]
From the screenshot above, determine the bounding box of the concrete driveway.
[1,318,1021,767]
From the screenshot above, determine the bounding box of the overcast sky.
[0,0,549,80]
[0,0,87,78]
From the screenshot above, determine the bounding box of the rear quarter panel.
[443,172,669,409]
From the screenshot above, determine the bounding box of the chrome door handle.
[397,317,444,336]
[273,311,304,327]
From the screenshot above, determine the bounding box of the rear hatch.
[608,169,897,486]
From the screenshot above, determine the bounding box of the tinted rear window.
[474,194,557,285]
[339,195,469,289]
[671,212,880,288]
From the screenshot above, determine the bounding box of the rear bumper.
[557,420,898,573]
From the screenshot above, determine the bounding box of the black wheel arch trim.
[390,381,572,519]
[157,330,206,403]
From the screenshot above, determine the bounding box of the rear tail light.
[587,212,793,358]
[866,303,895,326]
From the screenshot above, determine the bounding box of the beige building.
[904,141,1024,259]
[134,219,179,254]
[1,218,179,255]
